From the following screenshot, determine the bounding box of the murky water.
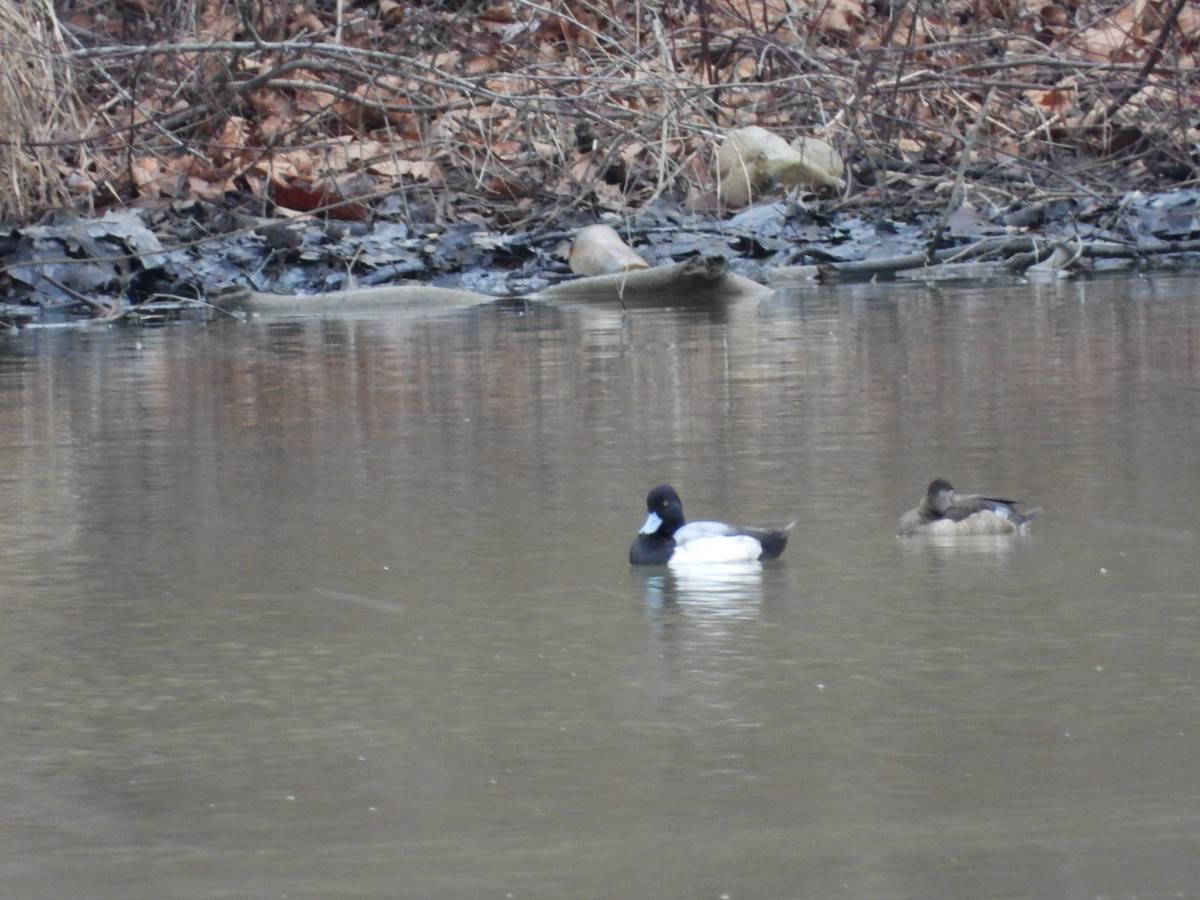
[1,273,1198,899]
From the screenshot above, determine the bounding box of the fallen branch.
[773,235,1200,282]
[530,254,770,306]
[215,283,494,316]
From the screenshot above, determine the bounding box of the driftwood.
[531,254,771,305]
[716,126,845,206]
[568,224,650,276]
[214,283,495,316]
[213,254,771,317]
[200,225,1200,321]
[770,234,1200,284]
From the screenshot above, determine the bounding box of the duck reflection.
[896,532,1038,583]
[630,564,772,782]
[634,562,765,616]
[897,532,1034,559]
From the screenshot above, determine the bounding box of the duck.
[898,478,1043,537]
[629,484,794,566]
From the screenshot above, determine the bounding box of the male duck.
[629,484,794,566]
[898,478,1043,537]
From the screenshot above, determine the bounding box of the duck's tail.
[1016,506,1044,529]
[752,521,795,560]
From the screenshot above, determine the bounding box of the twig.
[1101,0,1191,123]
[925,86,995,264]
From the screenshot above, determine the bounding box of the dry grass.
[0,0,81,223]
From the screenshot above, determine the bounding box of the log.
[213,283,494,316]
[209,254,769,319]
[531,254,771,305]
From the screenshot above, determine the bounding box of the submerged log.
[532,254,771,305]
[210,254,768,318]
[213,283,495,316]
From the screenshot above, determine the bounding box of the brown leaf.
[271,179,371,220]
[1028,87,1074,114]
[483,175,526,200]
[490,140,524,161]
[1064,3,1143,62]
[209,117,253,167]
[290,12,325,36]
[131,157,163,198]
[366,158,442,182]
[379,0,404,27]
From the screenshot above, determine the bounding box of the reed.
[0,0,81,223]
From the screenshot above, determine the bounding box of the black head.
[630,484,686,565]
[643,484,686,535]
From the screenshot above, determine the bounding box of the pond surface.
[1,272,1198,899]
